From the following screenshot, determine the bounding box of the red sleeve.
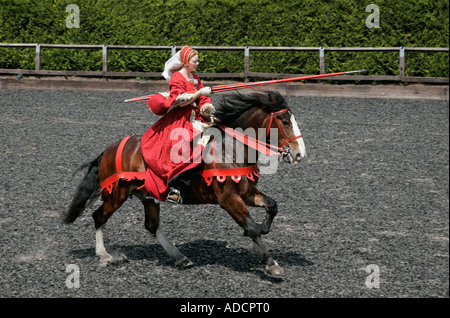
[146,93,174,116]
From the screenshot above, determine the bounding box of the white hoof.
[99,253,114,267]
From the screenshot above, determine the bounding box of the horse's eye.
[282,120,290,126]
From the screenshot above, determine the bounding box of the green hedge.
[0,0,448,77]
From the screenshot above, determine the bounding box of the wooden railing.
[0,43,448,83]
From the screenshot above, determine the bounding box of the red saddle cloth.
[101,127,273,199]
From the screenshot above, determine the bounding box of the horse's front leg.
[218,190,283,275]
[245,190,278,235]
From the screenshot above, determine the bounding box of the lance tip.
[344,69,367,74]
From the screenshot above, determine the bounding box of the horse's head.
[267,106,306,164]
[214,91,306,164]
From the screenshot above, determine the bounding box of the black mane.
[213,91,287,126]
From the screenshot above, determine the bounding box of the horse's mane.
[213,91,287,126]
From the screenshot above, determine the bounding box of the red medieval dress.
[141,71,213,201]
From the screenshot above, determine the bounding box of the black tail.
[63,153,103,224]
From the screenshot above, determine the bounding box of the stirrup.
[167,188,183,204]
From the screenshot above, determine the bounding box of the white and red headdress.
[162,46,198,81]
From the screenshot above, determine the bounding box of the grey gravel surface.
[0,89,448,298]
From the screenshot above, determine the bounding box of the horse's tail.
[63,152,103,224]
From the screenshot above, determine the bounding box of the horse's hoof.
[261,227,270,235]
[266,264,284,276]
[175,257,194,268]
[99,253,114,267]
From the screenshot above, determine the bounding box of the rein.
[214,123,282,157]
[214,108,302,157]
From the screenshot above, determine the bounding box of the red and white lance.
[124,69,366,103]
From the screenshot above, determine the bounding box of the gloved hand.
[199,86,213,96]
[200,103,216,122]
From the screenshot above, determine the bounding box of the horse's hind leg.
[245,190,278,235]
[135,191,193,268]
[92,205,113,265]
[92,188,129,266]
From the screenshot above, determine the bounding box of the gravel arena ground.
[0,88,448,300]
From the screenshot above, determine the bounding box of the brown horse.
[63,92,306,275]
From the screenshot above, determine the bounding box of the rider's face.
[187,54,199,72]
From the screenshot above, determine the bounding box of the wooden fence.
[0,43,448,83]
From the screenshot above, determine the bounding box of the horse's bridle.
[266,108,303,157]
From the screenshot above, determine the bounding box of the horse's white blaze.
[290,114,306,158]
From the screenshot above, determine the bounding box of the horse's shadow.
[71,239,313,282]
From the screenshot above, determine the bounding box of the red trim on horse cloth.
[100,135,146,194]
[199,165,260,187]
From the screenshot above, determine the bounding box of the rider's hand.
[199,87,212,96]
[200,103,215,122]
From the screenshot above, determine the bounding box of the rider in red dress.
[141,46,215,203]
